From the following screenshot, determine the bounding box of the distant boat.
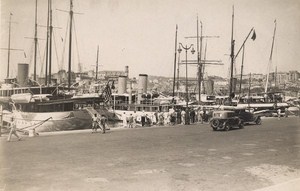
[109,93,171,123]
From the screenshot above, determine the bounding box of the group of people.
[121,111,147,128]
[91,114,108,133]
[277,108,289,120]
[154,107,213,126]
[120,107,213,128]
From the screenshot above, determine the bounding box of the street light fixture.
[178,43,195,125]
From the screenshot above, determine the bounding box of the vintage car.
[210,110,244,131]
[233,109,262,125]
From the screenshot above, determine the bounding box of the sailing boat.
[236,20,289,113]
[5,0,111,133]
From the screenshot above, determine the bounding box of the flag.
[251,30,256,41]
[24,52,27,58]
[102,85,112,103]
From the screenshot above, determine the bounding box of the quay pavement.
[0,117,299,191]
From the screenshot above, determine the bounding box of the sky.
[1,0,300,81]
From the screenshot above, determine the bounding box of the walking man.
[7,116,21,142]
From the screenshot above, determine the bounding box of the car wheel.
[211,119,219,131]
[255,117,262,125]
[224,123,230,131]
[239,120,244,129]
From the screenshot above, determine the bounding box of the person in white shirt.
[181,110,186,125]
[122,112,127,128]
[7,116,21,141]
[91,114,98,133]
[277,108,281,120]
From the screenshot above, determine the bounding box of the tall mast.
[96,45,99,80]
[202,41,207,94]
[33,0,38,81]
[248,73,251,110]
[229,6,235,101]
[6,13,12,78]
[45,0,49,85]
[172,25,178,102]
[49,0,53,84]
[197,17,203,103]
[275,66,277,89]
[176,51,180,94]
[239,44,245,96]
[265,20,277,93]
[68,0,73,90]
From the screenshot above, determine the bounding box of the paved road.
[0,117,299,191]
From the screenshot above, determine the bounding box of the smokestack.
[138,74,148,94]
[128,81,132,104]
[118,76,127,94]
[138,74,148,103]
[232,78,237,93]
[17,63,29,86]
[125,66,129,78]
[204,79,214,95]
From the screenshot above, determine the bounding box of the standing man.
[99,115,107,134]
[128,114,134,128]
[154,110,158,125]
[92,114,98,133]
[277,108,281,120]
[185,108,190,125]
[158,111,164,126]
[133,111,137,128]
[181,109,186,125]
[284,108,288,118]
[176,109,181,124]
[190,108,195,124]
[141,110,146,127]
[122,112,127,128]
[7,116,21,142]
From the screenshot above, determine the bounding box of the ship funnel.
[17,63,29,86]
[128,81,132,104]
[232,78,237,93]
[204,79,214,95]
[118,76,127,94]
[138,74,148,94]
[138,74,148,103]
[125,66,129,78]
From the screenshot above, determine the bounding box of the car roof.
[214,110,234,113]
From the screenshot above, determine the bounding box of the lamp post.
[178,43,195,125]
